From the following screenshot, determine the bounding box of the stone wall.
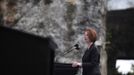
[0,0,107,75]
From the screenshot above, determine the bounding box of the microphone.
[74,43,80,50]
[61,42,80,56]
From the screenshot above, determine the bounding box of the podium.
[0,26,79,75]
[0,26,55,75]
[54,63,79,75]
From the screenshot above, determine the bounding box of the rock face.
[0,0,107,75]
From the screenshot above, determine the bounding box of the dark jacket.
[82,43,100,75]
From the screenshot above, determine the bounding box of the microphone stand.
[55,46,74,62]
[55,43,80,62]
[61,46,74,56]
[61,44,80,56]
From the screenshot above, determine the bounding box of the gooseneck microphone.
[55,42,81,61]
[61,42,80,56]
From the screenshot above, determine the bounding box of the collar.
[88,42,93,49]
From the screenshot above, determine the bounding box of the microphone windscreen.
[74,44,80,50]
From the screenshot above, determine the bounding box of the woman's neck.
[88,42,93,49]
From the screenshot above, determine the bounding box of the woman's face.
[84,31,91,44]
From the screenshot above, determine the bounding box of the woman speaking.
[72,28,101,75]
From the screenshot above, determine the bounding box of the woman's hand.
[72,61,82,68]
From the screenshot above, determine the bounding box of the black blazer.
[82,43,100,75]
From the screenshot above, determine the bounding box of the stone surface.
[0,0,107,75]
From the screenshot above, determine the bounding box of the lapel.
[87,43,94,53]
[83,43,94,60]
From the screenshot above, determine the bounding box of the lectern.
[0,26,55,75]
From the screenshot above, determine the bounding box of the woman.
[72,28,101,75]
